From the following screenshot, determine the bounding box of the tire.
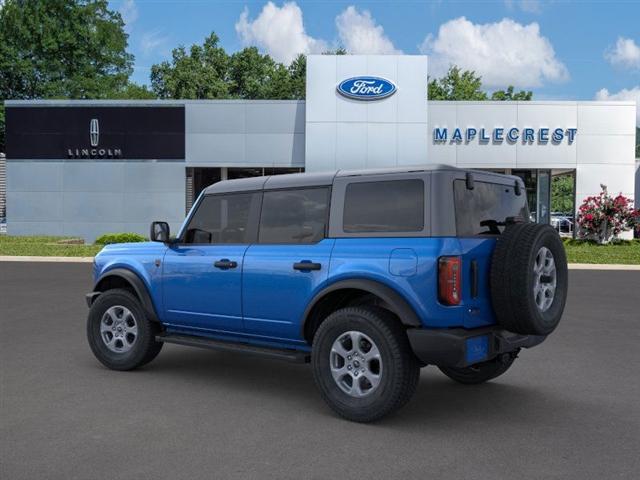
[311,306,420,423]
[87,289,163,371]
[439,351,518,385]
[490,222,568,335]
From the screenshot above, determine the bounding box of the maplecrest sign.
[433,127,577,144]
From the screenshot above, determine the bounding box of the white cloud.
[595,86,640,124]
[140,30,168,56]
[335,6,401,55]
[235,2,327,64]
[420,17,568,88]
[605,37,640,70]
[119,0,138,33]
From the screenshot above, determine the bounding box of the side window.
[343,179,424,233]
[453,180,529,236]
[259,188,329,244]
[184,193,259,244]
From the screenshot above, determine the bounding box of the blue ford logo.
[337,76,397,101]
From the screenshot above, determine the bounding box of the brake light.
[438,256,461,305]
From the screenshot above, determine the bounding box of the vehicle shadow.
[136,345,588,430]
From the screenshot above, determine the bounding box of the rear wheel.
[311,306,420,423]
[439,351,518,385]
[87,289,163,371]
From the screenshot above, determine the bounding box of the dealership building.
[2,55,638,241]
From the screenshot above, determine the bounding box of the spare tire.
[490,222,568,335]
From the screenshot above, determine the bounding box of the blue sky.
[113,0,640,120]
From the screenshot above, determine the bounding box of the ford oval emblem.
[337,76,397,101]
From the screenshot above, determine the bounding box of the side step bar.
[156,333,311,364]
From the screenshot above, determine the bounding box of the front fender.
[91,267,160,322]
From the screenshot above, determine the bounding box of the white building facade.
[3,54,637,241]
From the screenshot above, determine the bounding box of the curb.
[0,256,94,263]
[568,263,640,271]
[0,256,638,270]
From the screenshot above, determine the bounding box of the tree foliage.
[0,0,143,151]
[0,0,134,99]
[491,86,533,101]
[551,174,575,213]
[428,66,533,101]
[150,33,308,100]
[428,67,487,100]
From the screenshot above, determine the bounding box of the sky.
[111,0,640,123]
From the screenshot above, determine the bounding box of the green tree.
[551,174,575,213]
[428,66,488,101]
[491,86,533,101]
[428,66,533,102]
[0,0,133,99]
[228,47,286,99]
[0,0,139,151]
[288,54,307,100]
[150,33,230,99]
[150,33,308,100]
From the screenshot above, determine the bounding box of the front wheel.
[87,289,163,371]
[438,351,518,385]
[311,306,420,423]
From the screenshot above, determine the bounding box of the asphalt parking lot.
[1,262,639,480]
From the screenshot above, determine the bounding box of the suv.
[86,166,568,422]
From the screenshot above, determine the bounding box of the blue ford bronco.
[86,166,568,422]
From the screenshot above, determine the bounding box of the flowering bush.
[577,185,639,243]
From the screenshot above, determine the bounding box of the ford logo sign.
[337,76,397,101]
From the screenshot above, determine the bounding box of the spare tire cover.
[490,223,568,335]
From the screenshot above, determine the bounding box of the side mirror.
[150,221,170,243]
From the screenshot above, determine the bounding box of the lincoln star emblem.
[90,118,99,147]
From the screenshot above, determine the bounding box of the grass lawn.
[1,235,639,264]
[562,239,640,264]
[0,235,102,257]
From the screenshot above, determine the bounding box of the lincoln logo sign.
[433,126,577,145]
[89,118,99,147]
[67,118,122,158]
[337,77,397,100]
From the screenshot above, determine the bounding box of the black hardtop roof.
[202,165,517,195]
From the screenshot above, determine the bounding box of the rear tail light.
[438,256,461,305]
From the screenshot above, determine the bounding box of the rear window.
[454,180,529,236]
[343,179,424,233]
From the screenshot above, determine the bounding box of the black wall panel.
[6,106,185,159]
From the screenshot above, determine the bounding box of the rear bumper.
[407,326,546,368]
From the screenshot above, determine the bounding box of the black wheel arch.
[301,278,422,343]
[91,268,160,323]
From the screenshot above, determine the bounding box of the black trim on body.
[302,278,422,336]
[88,268,159,322]
[407,326,546,368]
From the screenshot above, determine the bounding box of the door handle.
[214,259,238,270]
[293,261,321,271]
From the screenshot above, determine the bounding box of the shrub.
[95,232,147,245]
[576,185,639,244]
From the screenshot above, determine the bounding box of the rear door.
[453,177,529,328]
[242,187,334,342]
